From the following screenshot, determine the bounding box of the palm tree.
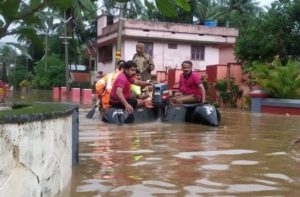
[102,0,146,19]
[223,0,263,28]
[0,0,74,41]
[190,0,227,25]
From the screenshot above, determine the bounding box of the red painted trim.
[250,93,269,98]
[261,106,300,115]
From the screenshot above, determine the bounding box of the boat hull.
[102,107,158,125]
[162,104,221,126]
[102,104,220,126]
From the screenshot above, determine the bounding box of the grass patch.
[0,102,75,124]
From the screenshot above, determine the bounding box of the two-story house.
[96,14,239,75]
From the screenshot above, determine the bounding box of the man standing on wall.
[132,43,155,81]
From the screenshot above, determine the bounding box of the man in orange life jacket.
[95,60,125,111]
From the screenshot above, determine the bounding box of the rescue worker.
[95,60,125,111]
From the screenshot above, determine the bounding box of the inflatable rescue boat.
[102,83,221,126]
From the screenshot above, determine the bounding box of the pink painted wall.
[229,63,243,86]
[219,46,236,65]
[206,64,243,102]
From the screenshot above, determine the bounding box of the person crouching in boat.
[170,60,206,104]
[95,60,126,111]
[131,69,151,100]
[109,60,153,114]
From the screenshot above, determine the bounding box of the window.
[138,41,153,56]
[98,45,112,62]
[107,15,114,26]
[168,43,177,49]
[191,46,205,60]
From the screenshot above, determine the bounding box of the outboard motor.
[190,104,221,126]
[152,83,169,106]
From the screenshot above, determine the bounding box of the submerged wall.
[0,103,78,197]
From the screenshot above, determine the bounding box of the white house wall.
[152,43,219,71]
[102,38,220,74]
[97,44,121,74]
[124,39,137,62]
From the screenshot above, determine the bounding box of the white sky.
[259,0,274,7]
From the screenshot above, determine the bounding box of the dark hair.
[181,60,193,67]
[124,60,137,69]
[135,69,141,75]
[117,60,125,70]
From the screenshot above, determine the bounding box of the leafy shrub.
[32,54,65,89]
[215,77,243,108]
[250,57,300,99]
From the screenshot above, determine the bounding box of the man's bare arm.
[116,87,133,113]
[134,80,152,87]
[199,83,206,103]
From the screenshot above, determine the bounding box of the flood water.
[66,108,300,197]
[9,90,300,196]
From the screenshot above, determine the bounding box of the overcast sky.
[260,0,274,7]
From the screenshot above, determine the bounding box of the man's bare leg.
[173,94,198,104]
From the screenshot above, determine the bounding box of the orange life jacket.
[95,71,120,110]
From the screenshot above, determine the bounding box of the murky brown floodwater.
[65,107,300,197]
[9,90,300,196]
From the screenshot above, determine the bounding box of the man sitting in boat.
[109,60,153,114]
[170,60,206,104]
[95,60,125,111]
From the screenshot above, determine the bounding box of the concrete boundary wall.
[261,98,300,115]
[0,103,78,197]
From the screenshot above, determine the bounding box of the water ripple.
[231,160,259,165]
[201,164,229,171]
[174,149,256,159]
[195,178,226,187]
[266,152,287,156]
[76,179,111,193]
[264,173,293,182]
[227,184,279,193]
[117,149,154,154]
[109,184,179,196]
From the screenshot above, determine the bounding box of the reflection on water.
[65,108,300,197]
[10,91,300,196]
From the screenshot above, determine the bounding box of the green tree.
[13,60,28,90]
[235,0,300,63]
[32,54,65,89]
[0,0,73,41]
[105,0,191,19]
